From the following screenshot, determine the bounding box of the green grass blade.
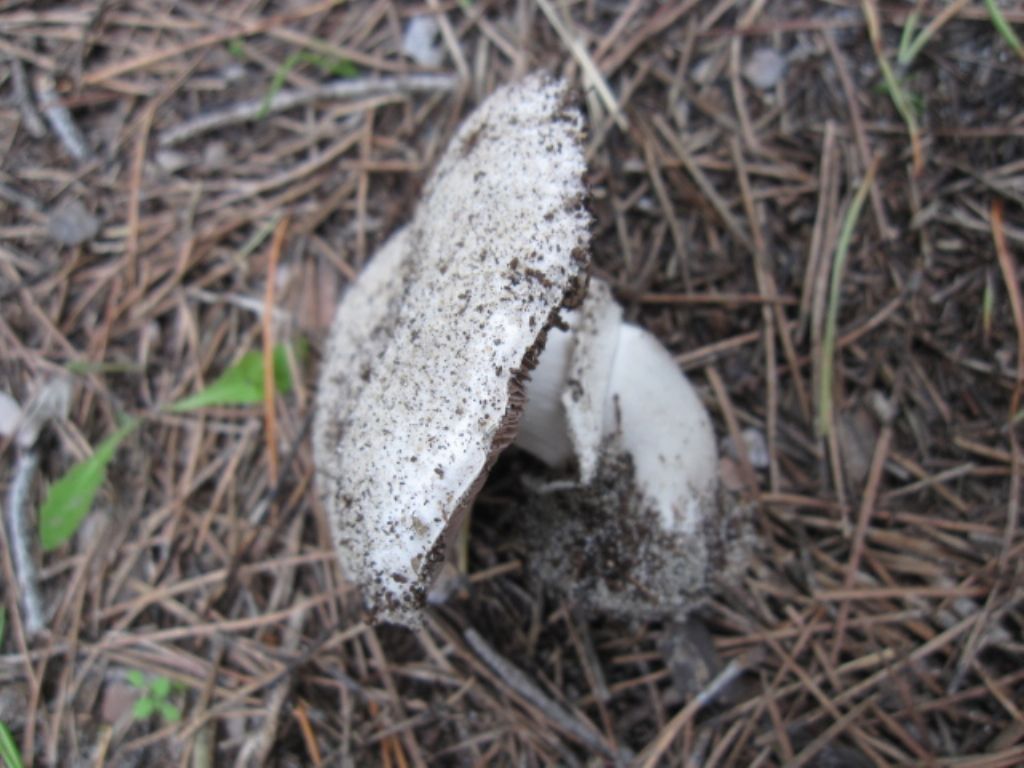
[984,0,1024,59]
[297,50,358,77]
[169,345,296,413]
[897,9,920,65]
[817,162,878,437]
[257,51,303,119]
[0,722,25,768]
[39,419,139,551]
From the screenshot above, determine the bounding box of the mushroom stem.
[516,281,718,534]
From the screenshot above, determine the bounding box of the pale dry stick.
[652,114,754,252]
[597,0,700,77]
[706,365,759,495]
[562,606,616,750]
[5,451,43,634]
[535,0,627,130]
[638,291,798,306]
[425,0,470,81]
[882,461,975,507]
[363,627,428,768]
[591,0,644,63]
[34,73,91,161]
[991,198,1023,575]
[10,57,46,137]
[761,634,885,765]
[158,73,460,146]
[262,217,289,487]
[714,606,829,763]
[462,627,615,759]
[354,109,373,268]
[830,423,893,666]
[799,120,838,337]
[727,32,762,152]
[642,131,691,289]
[676,328,761,370]
[81,0,341,85]
[823,32,894,241]
[789,697,877,768]
[731,139,779,490]
[125,102,156,286]
[636,652,753,768]
[237,607,307,766]
[5,378,71,637]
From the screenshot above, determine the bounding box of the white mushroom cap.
[314,75,588,626]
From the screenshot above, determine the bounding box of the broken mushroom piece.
[515,278,750,619]
[314,75,589,626]
[315,73,748,628]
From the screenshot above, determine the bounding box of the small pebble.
[743,48,786,90]
[722,427,770,469]
[47,198,100,246]
[402,16,444,68]
[156,149,190,174]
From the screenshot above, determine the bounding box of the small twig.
[5,450,44,635]
[831,424,893,665]
[535,0,627,130]
[34,73,92,162]
[3,378,71,637]
[10,58,46,138]
[463,627,614,759]
[992,198,1023,574]
[636,652,754,768]
[262,216,289,488]
[158,73,461,146]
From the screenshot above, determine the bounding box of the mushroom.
[514,277,750,619]
[314,74,589,626]
[315,74,748,628]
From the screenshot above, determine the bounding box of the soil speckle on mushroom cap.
[313,75,589,627]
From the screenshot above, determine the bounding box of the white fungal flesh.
[561,279,621,483]
[314,75,588,626]
[518,278,718,532]
[605,323,718,534]
[515,278,733,617]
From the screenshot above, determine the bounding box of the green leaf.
[151,676,171,699]
[132,697,155,721]
[169,345,295,413]
[158,702,182,723]
[0,722,24,768]
[39,420,139,551]
[127,669,146,689]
